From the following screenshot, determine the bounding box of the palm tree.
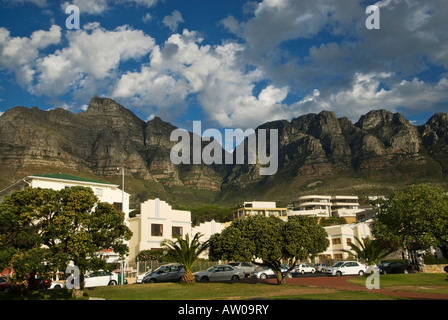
[342,236,396,266]
[161,232,210,284]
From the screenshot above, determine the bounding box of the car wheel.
[404,270,408,274]
[54,284,62,289]
[301,270,305,274]
[336,271,342,276]
[231,275,239,281]
[149,278,156,283]
[200,276,209,282]
[358,270,365,276]
[260,273,267,279]
[108,280,117,285]
[311,270,315,274]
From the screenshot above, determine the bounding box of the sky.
[0,0,447,139]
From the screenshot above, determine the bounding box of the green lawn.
[2,273,446,300]
[348,273,448,295]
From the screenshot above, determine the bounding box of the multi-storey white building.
[0,173,130,218]
[128,198,227,264]
[233,201,288,221]
[289,195,332,218]
[288,195,364,222]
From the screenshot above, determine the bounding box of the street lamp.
[116,167,125,285]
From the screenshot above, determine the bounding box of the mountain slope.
[0,96,447,208]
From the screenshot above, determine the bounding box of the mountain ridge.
[1,96,447,208]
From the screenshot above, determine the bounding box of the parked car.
[84,270,125,288]
[143,264,185,283]
[294,263,316,274]
[136,271,152,284]
[322,261,367,276]
[377,261,408,274]
[0,277,11,293]
[250,265,292,279]
[48,280,65,289]
[228,262,256,277]
[444,265,448,273]
[194,265,244,282]
[313,263,330,273]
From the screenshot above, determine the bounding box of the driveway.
[246,275,448,300]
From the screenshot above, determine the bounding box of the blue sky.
[1,0,447,136]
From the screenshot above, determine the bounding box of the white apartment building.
[288,195,364,222]
[234,201,288,221]
[128,198,227,264]
[0,173,130,218]
[289,195,332,218]
[318,221,373,262]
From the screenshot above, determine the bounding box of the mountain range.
[1,96,447,208]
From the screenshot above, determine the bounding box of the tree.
[160,233,210,284]
[371,184,448,263]
[0,187,132,298]
[209,215,329,285]
[341,236,396,266]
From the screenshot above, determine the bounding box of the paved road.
[245,273,448,300]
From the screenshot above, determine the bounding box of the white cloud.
[32,23,155,99]
[2,0,48,7]
[163,10,184,32]
[0,25,61,86]
[61,0,109,15]
[290,73,448,121]
[113,29,290,128]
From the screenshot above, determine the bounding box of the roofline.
[1,175,130,197]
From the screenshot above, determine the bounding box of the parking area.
[243,274,448,300]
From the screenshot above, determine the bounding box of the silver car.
[143,264,185,283]
[228,262,256,277]
[194,265,244,282]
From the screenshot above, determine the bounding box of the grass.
[2,274,446,300]
[348,273,448,295]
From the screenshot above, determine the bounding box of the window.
[114,202,122,212]
[332,238,341,245]
[94,188,103,196]
[151,224,163,237]
[346,238,352,245]
[172,226,183,237]
[334,254,343,260]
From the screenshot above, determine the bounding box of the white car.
[294,263,316,274]
[250,265,292,279]
[136,271,152,284]
[323,261,367,276]
[49,280,65,289]
[194,265,244,282]
[84,270,124,287]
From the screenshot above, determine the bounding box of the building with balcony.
[233,201,288,221]
[288,194,364,222]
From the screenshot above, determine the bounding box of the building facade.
[318,221,373,262]
[233,201,288,221]
[288,195,364,222]
[0,173,130,218]
[128,198,227,264]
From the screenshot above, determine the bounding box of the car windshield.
[380,262,391,266]
[333,262,344,267]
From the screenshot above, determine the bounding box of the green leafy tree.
[209,215,329,285]
[341,236,396,266]
[161,233,209,284]
[0,187,132,298]
[371,184,448,264]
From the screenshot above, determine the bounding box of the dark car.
[378,261,408,274]
[0,277,11,293]
[143,264,185,283]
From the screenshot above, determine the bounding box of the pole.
[121,168,124,285]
